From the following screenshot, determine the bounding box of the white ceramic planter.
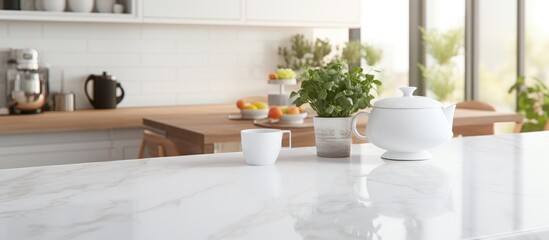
[68,0,93,12]
[313,117,352,158]
[42,0,65,12]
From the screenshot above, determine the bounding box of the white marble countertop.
[2,132,549,240]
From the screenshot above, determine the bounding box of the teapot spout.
[444,104,456,127]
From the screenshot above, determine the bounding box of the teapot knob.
[400,87,417,97]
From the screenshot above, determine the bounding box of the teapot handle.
[115,82,125,104]
[84,75,94,106]
[351,111,370,141]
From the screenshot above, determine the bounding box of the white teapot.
[352,87,456,160]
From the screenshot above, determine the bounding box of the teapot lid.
[101,71,117,81]
[374,87,442,109]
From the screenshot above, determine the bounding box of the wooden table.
[143,107,524,155]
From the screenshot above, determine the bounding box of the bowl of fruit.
[268,106,308,124]
[236,99,269,119]
[268,68,297,85]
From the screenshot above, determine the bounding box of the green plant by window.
[312,38,332,67]
[339,41,383,68]
[418,27,464,102]
[341,40,363,67]
[291,59,381,117]
[278,34,332,71]
[363,43,383,67]
[508,76,549,132]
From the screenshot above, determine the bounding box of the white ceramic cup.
[95,0,115,13]
[68,0,93,12]
[241,129,291,166]
[41,0,65,12]
[112,3,124,13]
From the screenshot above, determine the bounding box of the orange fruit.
[236,99,246,109]
[299,106,306,113]
[269,107,283,119]
[287,107,300,114]
[268,73,278,80]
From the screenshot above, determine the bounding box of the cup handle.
[282,130,291,148]
[351,111,370,141]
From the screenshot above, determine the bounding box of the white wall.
[0,21,314,109]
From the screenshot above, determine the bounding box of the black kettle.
[85,72,125,109]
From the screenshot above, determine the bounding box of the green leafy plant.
[509,76,549,132]
[339,41,383,68]
[312,38,332,67]
[363,43,383,67]
[278,34,332,71]
[341,40,363,67]
[291,59,381,117]
[418,27,464,102]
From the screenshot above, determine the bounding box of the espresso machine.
[5,49,49,114]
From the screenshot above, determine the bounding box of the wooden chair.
[137,130,180,158]
[453,101,496,137]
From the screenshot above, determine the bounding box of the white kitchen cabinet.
[142,0,242,23]
[0,0,138,23]
[0,128,142,169]
[245,0,361,27]
[0,0,360,27]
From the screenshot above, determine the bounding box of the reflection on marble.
[1,132,549,239]
[363,161,452,219]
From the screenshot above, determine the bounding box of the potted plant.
[509,76,549,132]
[291,59,381,158]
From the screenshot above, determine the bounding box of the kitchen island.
[1,132,548,239]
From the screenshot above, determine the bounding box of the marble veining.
[1,132,549,239]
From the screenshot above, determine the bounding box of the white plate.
[240,109,269,119]
[268,79,297,85]
[279,112,307,124]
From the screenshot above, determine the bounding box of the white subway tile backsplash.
[237,41,278,54]
[88,67,178,81]
[119,81,141,94]
[43,53,141,67]
[209,54,239,67]
[43,22,90,38]
[0,38,87,53]
[141,81,187,94]
[209,28,239,41]
[209,77,238,92]
[238,53,278,67]
[8,22,42,37]
[142,25,208,40]
[177,41,212,53]
[0,22,7,36]
[207,40,240,53]
[88,39,176,53]
[238,27,311,41]
[0,21,332,109]
[86,23,141,39]
[176,67,212,79]
[120,94,178,107]
[142,53,208,67]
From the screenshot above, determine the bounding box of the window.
[361,0,409,98]
[424,0,465,103]
[478,0,517,112]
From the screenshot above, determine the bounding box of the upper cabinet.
[0,0,361,27]
[245,0,361,27]
[142,0,242,24]
[0,0,138,23]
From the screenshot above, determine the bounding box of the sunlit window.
[361,0,409,98]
